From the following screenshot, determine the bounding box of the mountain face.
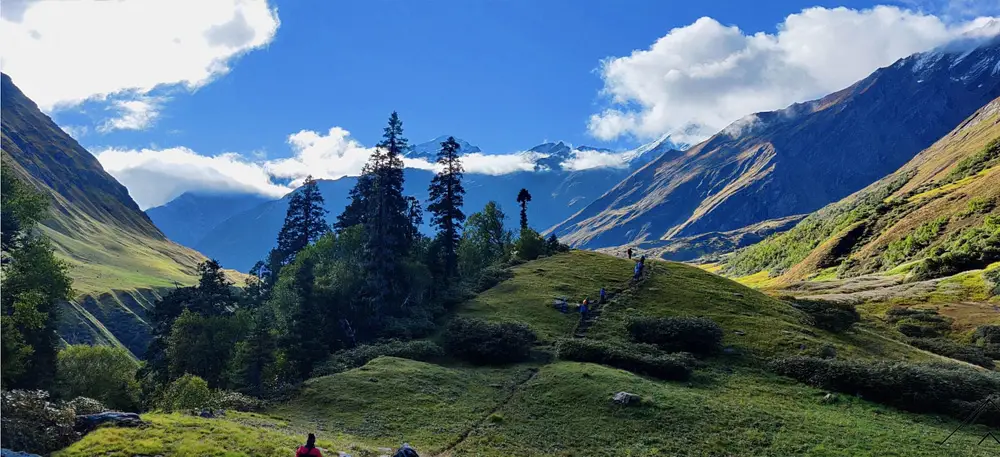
[726,95,1000,284]
[406,136,482,161]
[551,38,1000,252]
[1,73,207,356]
[177,137,679,271]
[146,192,271,248]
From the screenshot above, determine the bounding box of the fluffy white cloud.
[96,146,291,209]
[458,153,541,175]
[561,149,631,172]
[266,127,376,187]
[0,0,279,126]
[589,6,998,143]
[98,95,167,132]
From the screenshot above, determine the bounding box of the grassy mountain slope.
[1,73,206,355]
[552,40,1000,254]
[726,96,1000,285]
[59,252,995,456]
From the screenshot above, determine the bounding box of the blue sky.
[3,0,998,208]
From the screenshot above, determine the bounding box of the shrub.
[0,390,78,454]
[769,357,1000,426]
[907,338,994,369]
[973,325,1000,345]
[55,344,141,411]
[314,340,444,376]
[515,228,547,261]
[885,307,951,338]
[984,269,1000,297]
[157,374,214,412]
[443,317,536,365]
[626,316,723,355]
[556,339,695,381]
[214,390,264,412]
[472,265,514,293]
[63,396,106,415]
[790,299,860,333]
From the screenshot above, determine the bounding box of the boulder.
[612,392,641,406]
[74,412,144,434]
[1,450,42,457]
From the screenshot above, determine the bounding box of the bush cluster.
[907,338,994,369]
[769,356,1000,426]
[972,325,1000,359]
[157,374,215,412]
[885,307,952,338]
[215,390,265,412]
[0,390,78,454]
[790,299,860,333]
[626,316,723,355]
[472,265,514,293]
[443,317,536,365]
[63,396,107,415]
[556,339,695,381]
[314,340,444,376]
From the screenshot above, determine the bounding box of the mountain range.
[148,136,676,271]
[552,36,1000,257]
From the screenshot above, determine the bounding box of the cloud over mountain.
[588,5,998,143]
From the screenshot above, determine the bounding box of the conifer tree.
[517,188,532,231]
[276,176,329,265]
[359,112,415,322]
[427,137,466,279]
[334,172,372,232]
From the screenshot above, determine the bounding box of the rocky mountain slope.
[551,37,1000,253]
[725,95,1000,284]
[157,136,677,271]
[1,73,207,356]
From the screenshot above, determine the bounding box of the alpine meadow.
[2,2,1000,456]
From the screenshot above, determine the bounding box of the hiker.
[393,443,420,457]
[296,433,323,457]
[633,261,642,280]
[580,297,590,319]
[599,287,607,304]
[627,247,633,259]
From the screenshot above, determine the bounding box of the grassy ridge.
[56,252,998,456]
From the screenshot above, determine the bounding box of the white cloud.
[589,6,998,143]
[95,146,291,209]
[0,0,279,126]
[98,95,167,132]
[266,127,377,187]
[561,149,631,171]
[459,153,541,175]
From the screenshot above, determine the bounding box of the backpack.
[393,444,419,457]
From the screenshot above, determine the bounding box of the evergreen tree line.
[139,112,570,400]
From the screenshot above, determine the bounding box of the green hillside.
[59,252,997,456]
[0,73,208,355]
[725,96,1000,286]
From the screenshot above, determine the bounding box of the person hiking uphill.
[580,297,590,320]
[296,433,323,457]
[627,247,633,259]
[599,287,607,304]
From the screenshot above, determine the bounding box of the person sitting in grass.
[296,433,323,457]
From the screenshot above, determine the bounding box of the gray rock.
[74,412,144,433]
[732,330,746,336]
[2,449,43,457]
[612,391,641,406]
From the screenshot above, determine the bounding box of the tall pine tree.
[359,112,415,325]
[427,137,466,279]
[517,188,532,231]
[334,171,372,232]
[276,176,329,265]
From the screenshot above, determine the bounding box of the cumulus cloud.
[561,149,631,171]
[459,153,541,175]
[95,146,291,209]
[266,127,376,187]
[0,0,279,126]
[589,5,999,143]
[98,95,167,132]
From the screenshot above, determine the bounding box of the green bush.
[984,269,1000,297]
[556,339,695,381]
[973,325,1000,345]
[911,216,1000,280]
[158,374,214,412]
[515,228,547,261]
[907,338,994,369]
[472,265,514,293]
[63,396,106,415]
[885,307,951,338]
[769,356,1000,426]
[0,390,78,454]
[626,316,723,355]
[55,344,140,411]
[443,317,536,365]
[790,299,860,333]
[314,340,444,376]
[215,390,265,412]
